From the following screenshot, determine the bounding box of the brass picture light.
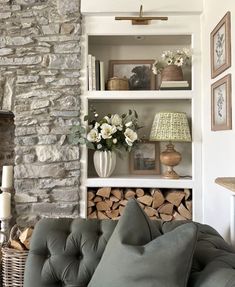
[115,5,168,25]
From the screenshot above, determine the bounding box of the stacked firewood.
[87,187,192,221]
[9,226,33,251]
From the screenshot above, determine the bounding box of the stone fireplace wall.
[0,0,81,226]
[0,113,15,180]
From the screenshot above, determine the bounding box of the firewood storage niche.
[87,187,192,222]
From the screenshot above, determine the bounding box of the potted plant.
[152,48,191,81]
[68,107,140,177]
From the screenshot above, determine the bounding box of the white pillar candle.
[0,192,11,219]
[2,165,13,189]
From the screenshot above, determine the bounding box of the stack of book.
[88,54,105,91]
[160,81,190,90]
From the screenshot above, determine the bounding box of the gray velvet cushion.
[88,199,198,287]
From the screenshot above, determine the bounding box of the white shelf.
[86,176,193,189]
[86,90,193,100]
[80,13,203,222]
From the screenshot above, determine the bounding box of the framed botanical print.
[211,74,232,131]
[210,12,231,79]
[129,141,160,175]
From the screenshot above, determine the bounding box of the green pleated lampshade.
[150,112,191,142]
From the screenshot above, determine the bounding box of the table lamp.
[149,112,191,179]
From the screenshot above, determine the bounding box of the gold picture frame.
[130,141,160,175]
[210,12,231,79]
[211,74,232,131]
[109,60,156,90]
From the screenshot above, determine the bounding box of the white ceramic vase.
[93,150,116,178]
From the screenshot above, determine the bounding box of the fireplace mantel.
[0,111,14,118]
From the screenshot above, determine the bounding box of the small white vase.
[93,150,116,178]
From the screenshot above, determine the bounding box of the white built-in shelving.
[79,5,202,222]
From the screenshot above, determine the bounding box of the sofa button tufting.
[23,218,235,287]
[77,254,83,260]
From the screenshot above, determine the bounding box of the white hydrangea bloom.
[124,128,138,146]
[111,114,122,126]
[87,129,101,143]
[101,123,117,139]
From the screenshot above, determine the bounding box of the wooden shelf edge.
[215,177,235,193]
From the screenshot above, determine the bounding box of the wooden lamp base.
[160,142,182,179]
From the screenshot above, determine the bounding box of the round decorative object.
[161,65,183,81]
[93,151,116,178]
[107,77,129,90]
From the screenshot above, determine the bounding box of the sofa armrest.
[189,264,235,287]
[189,223,235,287]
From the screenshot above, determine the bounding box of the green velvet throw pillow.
[88,199,198,287]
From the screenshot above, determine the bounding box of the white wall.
[81,0,203,14]
[202,1,235,242]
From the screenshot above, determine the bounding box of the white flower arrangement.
[69,108,140,152]
[152,48,191,75]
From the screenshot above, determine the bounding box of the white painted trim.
[81,0,203,15]
[86,91,193,100]
[86,177,193,189]
[84,15,201,37]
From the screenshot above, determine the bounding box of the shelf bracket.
[115,5,168,25]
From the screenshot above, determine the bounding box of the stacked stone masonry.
[0,0,81,226]
[0,113,15,178]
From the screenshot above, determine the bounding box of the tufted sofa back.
[24,218,235,287]
[24,218,117,287]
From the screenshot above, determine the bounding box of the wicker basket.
[2,246,28,287]
[107,77,129,90]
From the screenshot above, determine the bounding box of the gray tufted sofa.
[24,218,235,287]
